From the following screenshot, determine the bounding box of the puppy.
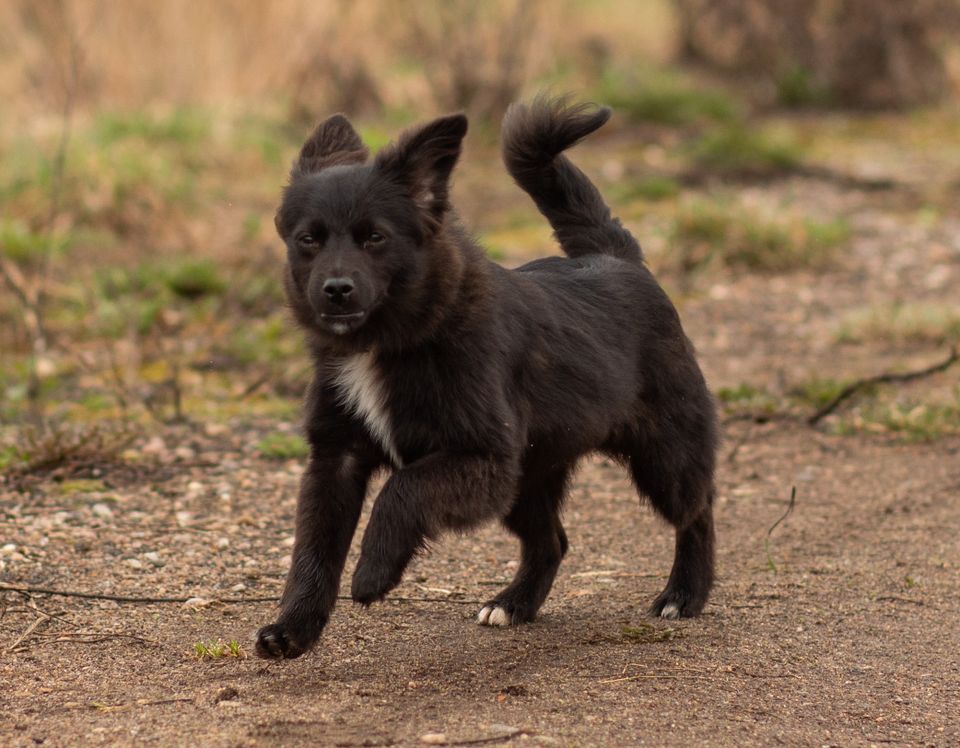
[256,96,717,659]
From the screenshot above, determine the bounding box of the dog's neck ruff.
[332,351,403,468]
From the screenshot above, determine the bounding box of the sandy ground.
[2,422,959,746]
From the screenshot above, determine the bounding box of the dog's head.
[276,112,468,344]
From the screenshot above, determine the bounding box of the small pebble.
[214,686,239,703]
[175,446,197,461]
[142,437,167,455]
[92,504,114,520]
[144,552,165,567]
[125,558,144,570]
[420,734,447,745]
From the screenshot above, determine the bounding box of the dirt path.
[2,419,959,746]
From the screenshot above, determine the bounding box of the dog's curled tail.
[501,95,642,263]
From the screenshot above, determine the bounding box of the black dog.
[255,96,717,659]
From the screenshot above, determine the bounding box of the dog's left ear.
[292,114,369,177]
[374,114,468,221]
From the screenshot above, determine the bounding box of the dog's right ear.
[291,114,369,177]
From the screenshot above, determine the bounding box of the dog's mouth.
[319,310,367,335]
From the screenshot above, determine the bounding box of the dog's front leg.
[256,451,374,659]
[351,452,519,605]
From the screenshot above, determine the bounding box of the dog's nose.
[323,277,355,303]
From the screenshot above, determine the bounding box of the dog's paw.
[476,598,539,627]
[350,559,400,606]
[476,605,512,626]
[649,587,706,620]
[254,622,307,660]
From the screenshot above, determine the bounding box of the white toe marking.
[660,602,680,620]
[477,606,493,625]
[477,605,511,626]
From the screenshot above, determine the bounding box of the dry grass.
[0,0,674,125]
[834,302,960,345]
[668,199,850,274]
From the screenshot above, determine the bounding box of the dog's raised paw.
[476,605,511,626]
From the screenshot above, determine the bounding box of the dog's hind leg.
[629,452,715,619]
[477,466,570,627]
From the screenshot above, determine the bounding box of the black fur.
[255,95,718,660]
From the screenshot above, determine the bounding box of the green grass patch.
[597,67,739,126]
[716,382,781,415]
[50,478,107,496]
[670,200,849,274]
[0,445,23,471]
[776,66,832,108]
[790,378,852,411]
[480,224,552,261]
[609,174,680,203]
[164,258,226,300]
[834,302,960,345]
[842,401,960,442]
[0,219,69,265]
[257,432,308,459]
[223,313,299,366]
[691,125,804,177]
[620,622,682,643]
[193,639,244,660]
[94,109,211,148]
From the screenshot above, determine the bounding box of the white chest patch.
[332,352,403,467]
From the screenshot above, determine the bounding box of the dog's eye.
[364,232,385,248]
[297,233,316,245]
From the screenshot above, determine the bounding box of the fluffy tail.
[501,95,642,263]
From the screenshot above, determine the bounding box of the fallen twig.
[808,347,960,425]
[7,615,48,652]
[44,632,159,646]
[764,486,797,572]
[600,672,711,684]
[0,583,483,606]
[424,729,528,747]
[873,595,925,607]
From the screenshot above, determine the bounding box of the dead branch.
[808,346,960,425]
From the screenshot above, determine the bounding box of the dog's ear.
[292,114,369,177]
[374,114,468,221]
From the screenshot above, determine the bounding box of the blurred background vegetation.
[1,0,959,473]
